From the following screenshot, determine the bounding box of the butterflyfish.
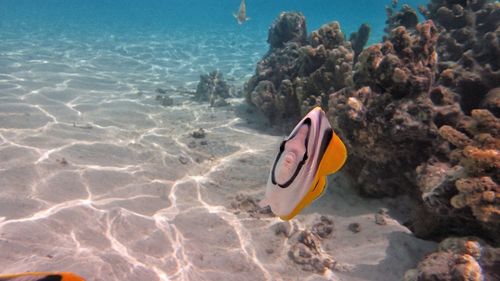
[233,0,249,24]
[0,272,85,281]
[259,107,347,220]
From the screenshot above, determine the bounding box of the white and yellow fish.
[233,0,250,24]
[259,107,347,220]
[0,272,85,281]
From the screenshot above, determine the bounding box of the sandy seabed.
[0,28,436,281]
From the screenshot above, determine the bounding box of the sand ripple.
[0,28,435,281]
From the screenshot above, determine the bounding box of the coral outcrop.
[411,0,500,242]
[246,1,499,244]
[245,12,355,123]
[404,237,499,281]
[349,23,371,62]
[329,20,439,197]
[195,70,232,107]
[267,12,308,49]
[384,4,419,35]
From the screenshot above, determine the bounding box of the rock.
[297,231,321,255]
[57,158,68,166]
[375,208,389,225]
[272,222,292,237]
[287,229,336,274]
[156,95,173,106]
[348,222,361,233]
[155,88,167,94]
[187,141,196,149]
[230,194,275,218]
[178,156,189,165]
[312,216,334,238]
[288,243,313,265]
[191,128,206,139]
[212,97,230,107]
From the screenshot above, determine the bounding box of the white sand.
[0,29,436,281]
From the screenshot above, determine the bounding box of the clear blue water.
[0,0,428,89]
[1,0,426,40]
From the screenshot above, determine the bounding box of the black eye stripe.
[317,128,333,165]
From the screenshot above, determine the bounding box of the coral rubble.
[246,0,499,245]
[287,216,337,273]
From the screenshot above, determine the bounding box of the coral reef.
[195,70,232,107]
[412,0,500,243]
[349,23,371,62]
[245,12,355,123]
[329,20,439,197]
[384,4,419,35]
[404,237,499,281]
[267,12,308,49]
[246,1,499,244]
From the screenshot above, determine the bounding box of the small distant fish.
[259,107,347,220]
[233,0,250,24]
[0,272,86,281]
[392,0,398,8]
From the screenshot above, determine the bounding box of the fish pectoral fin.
[319,133,347,175]
[246,17,250,21]
[233,12,238,18]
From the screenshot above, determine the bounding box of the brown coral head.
[438,125,473,148]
